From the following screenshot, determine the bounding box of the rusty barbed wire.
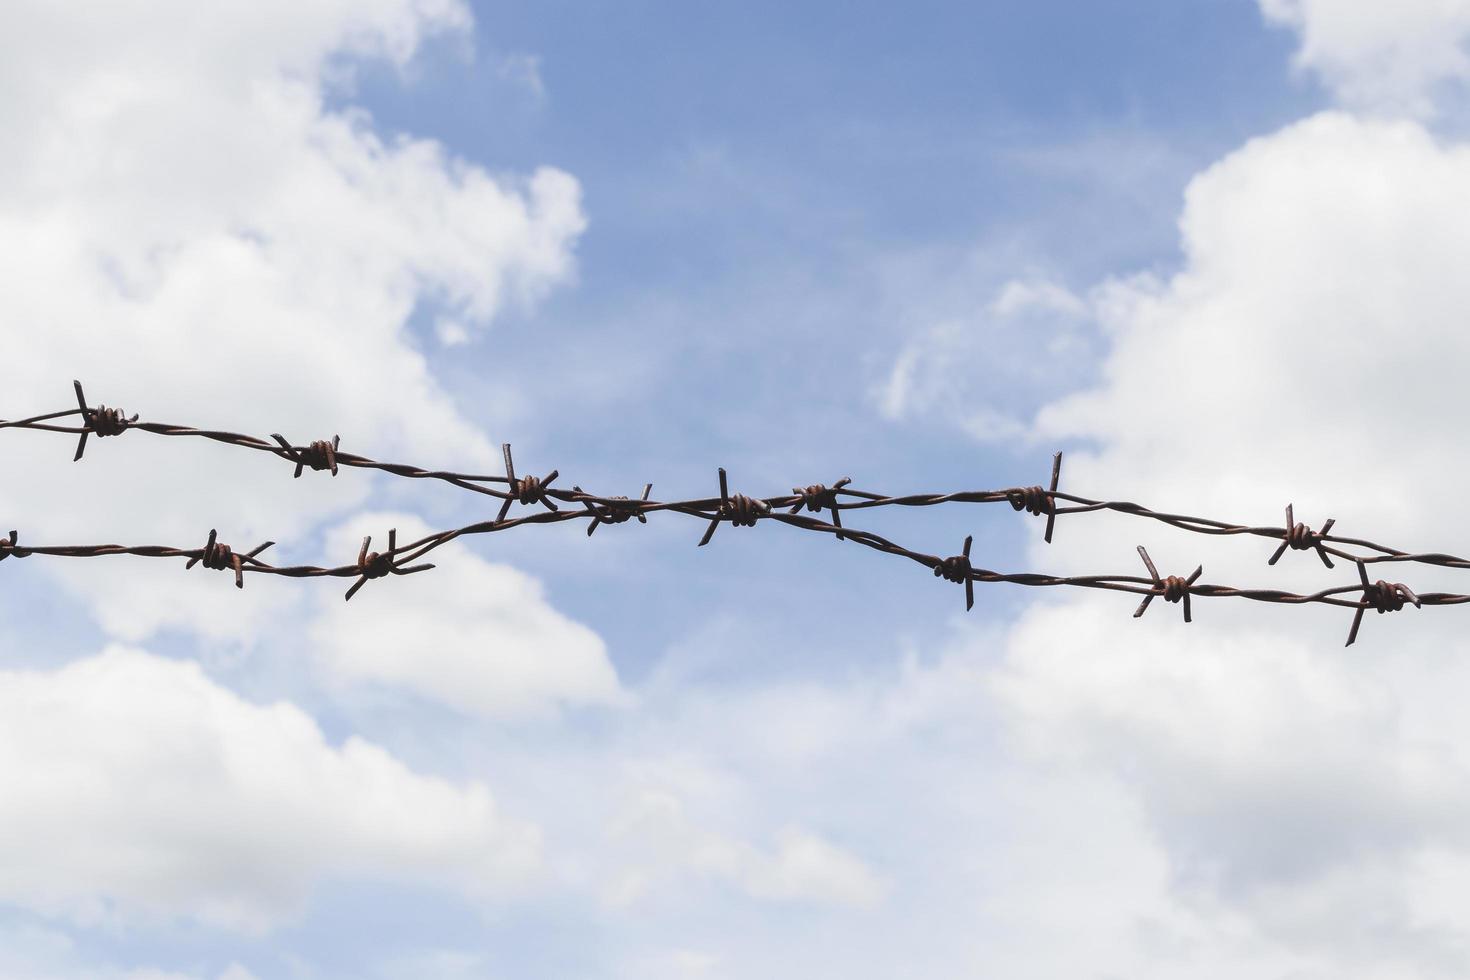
[1,380,1466,646]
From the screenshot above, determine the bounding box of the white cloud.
[740,828,885,908]
[0,0,585,641]
[993,600,1465,891]
[1036,112,1470,546]
[435,317,472,346]
[605,790,884,910]
[505,634,1343,979]
[1260,0,1470,116]
[0,647,540,931]
[309,511,625,719]
[873,277,1097,434]
[979,109,1470,973]
[989,279,1089,319]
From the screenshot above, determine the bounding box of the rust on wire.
[344,528,435,602]
[71,380,136,461]
[271,433,340,478]
[184,529,275,589]
[496,444,559,524]
[791,478,851,541]
[576,482,652,536]
[1007,451,1062,543]
[3,380,1470,645]
[697,467,769,546]
[1345,560,1420,647]
[934,534,975,611]
[0,530,22,563]
[1269,503,1335,569]
[1133,546,1202,623]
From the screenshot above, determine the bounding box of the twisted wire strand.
[2,382,1466,644]
[5,384,1462,573]
[2,506,1463,615]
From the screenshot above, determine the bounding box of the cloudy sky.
[3,1,1470,977]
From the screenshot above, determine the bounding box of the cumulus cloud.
[0,0,585,641]
[1261,0,1470,116]
[1036,112,1470,547]
[309,512,625,719]
[509,635,1347,978]
[861,70,1470,972]
[976,109,1470,974]
[0,647,540,931]
[994,600,1467,893]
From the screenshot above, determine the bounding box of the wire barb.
[1268,503,1335,569]
[578,483,652,536]
[344,528,435,602]
[184,529,274,589]
[0,529,22,563]
[933,535,975,611]
[1007,451,1062,543]
[790,477,851,541]
[1133,546,1202,623]
[271,433,340,478]
[7,383,1470,646]
[496,444,560,523]
[1344,560,1420,647]
[71,380,137,461]
[698,468,770,546]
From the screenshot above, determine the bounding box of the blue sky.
[355,0,1320,681]
[6,1,1470,978]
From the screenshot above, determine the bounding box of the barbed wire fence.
[1,381,1462,646]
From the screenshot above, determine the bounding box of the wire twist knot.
[344,528,436,601]
[70,381,139,461]
[361,550,393,580]
[1286,523,1318,551]
[577,483,652,536]
[1344,560,1421,646]
[185,529,273,589]
[794,484,836,513]
[496,445,560,523]
[1269,504,1335,568]
[1364,579,1413,614]
[90,406,132,437]
[302,438,339,474]
[1011,452,1062,543]
[789,477,850,540]
[0,530,23,563]
[198,536,236,572]
[723,493,764,528]
[1133,546,1202,623]
[1007,485,1052,517]
[599,497,637,524]
[269,433,341,478]
[697,468,771,546]
[935,552,971,584]
[514,474,548,507]
[934,535,976,611]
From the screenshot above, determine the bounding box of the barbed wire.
[1,380,1464,646]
